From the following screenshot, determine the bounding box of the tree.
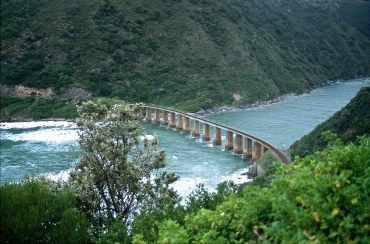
[68,100,179,234]
[0,178,89,243]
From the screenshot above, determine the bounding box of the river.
[1,77,369,197]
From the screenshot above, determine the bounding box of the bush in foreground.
[0,178,89,243]
[148,134,370,243]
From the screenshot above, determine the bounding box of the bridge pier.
[136,113,143,120]
[154,109,160,124]
[192,120,200,137]
[169,112,176,128]
[243,138,253,159]
[183,117,190,133]
[213,127,222,146]
[202,123,210,141]
[176,115,183,131]
[225,131,234,151]
[162,111,169,126]
[261,145,269,155]
[146,108,152,123]
[234,134,243,154]
[253,141,262,161]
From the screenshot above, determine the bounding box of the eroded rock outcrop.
[1,85,91,99]
[1,85,53,98]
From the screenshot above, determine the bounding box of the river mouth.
[1,77,369,197]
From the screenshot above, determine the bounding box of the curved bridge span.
[132,104,291,164]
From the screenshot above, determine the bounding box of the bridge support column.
[146,108,152,122]
[243,138,253,159]
[202,123,210,141]
[154,109,160,124]
[234,134,243,154]
[176,115,183,131]
[134,106,143,120]
[162,111,169,126]
[261,145,269,156]
[136,113,143,120]
[183,117,190,133]
[225,131,234,151]
[192,120,200,137]
[169,112,176,128]
[253,141,262,161]
[213,127,222,146]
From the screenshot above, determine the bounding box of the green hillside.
[290,86,370,158]
[1,0,370,112]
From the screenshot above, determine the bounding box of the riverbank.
[194,91,303,116]
[193,80,340,116]
[0,79,354,122]
[193,79,352,116]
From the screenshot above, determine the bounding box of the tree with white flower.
[69,100,179,233]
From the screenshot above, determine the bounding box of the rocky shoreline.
[193,79,339,116]
[193,93,296,117]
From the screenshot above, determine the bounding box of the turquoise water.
[206,78,370,149]
[1,77,369,196]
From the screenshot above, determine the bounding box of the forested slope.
[1,0,370,111]
[290,86,370,157]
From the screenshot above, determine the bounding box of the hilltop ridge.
[1,0,370,112]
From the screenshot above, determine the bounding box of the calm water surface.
[1,77,369,196]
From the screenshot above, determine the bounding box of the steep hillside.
[290,86,370,157]
[1,0,370,111]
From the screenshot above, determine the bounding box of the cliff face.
[0,85,91,99]
[1,0,370,111]
[290,86,370,157]
[1,85,53,98]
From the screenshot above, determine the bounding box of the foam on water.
[140,135,155,140]
[1,121,78,143]
[2,127,78,143]
[221,168,253,185]
[171,176,209,198]
[0,121,76,129]
[44,169,72,182]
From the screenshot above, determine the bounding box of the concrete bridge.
[131,104,291,164]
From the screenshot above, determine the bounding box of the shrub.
[0,178,89,243]
[154,135,370,243]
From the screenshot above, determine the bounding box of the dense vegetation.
[1,0,370,112]
[0,178,89,243]
[0,96,133,121]
[0,95,79,120]
[290,86,370,158]
[148,134,370,243]
[2,132,369,243]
